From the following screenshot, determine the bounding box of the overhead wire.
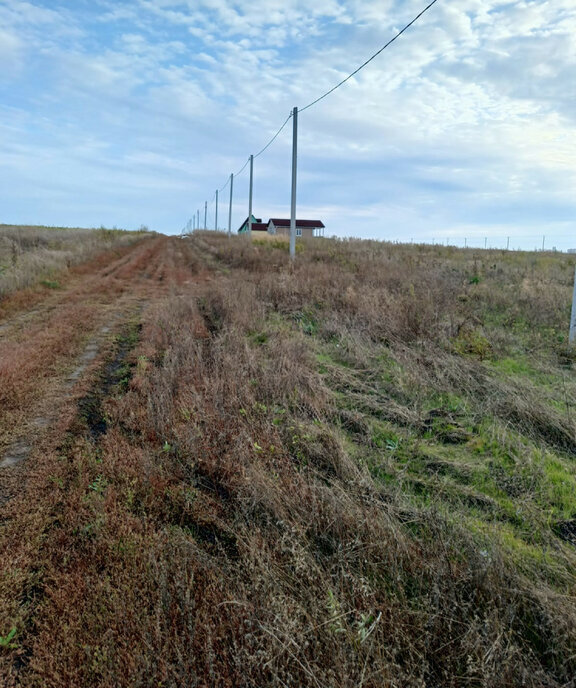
[254,112,293,159]
[299,0,440,113]
[192,0,440,229]
[234,156,251,178]
[219,176,230,193]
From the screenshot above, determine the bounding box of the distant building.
[267,219,325,238]
[567,249,576,254]
[237,215,262,233]
[237,216,326,237]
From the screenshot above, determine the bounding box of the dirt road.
[0,235,208,505]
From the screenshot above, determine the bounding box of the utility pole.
[204,201,207,230]
[197,210,200,229]
[228,173,234,238]
[464,238,467,248]
[542,235,546,252]
[570,266,576,345]
[248,154,254,235]
[506,236,510,250]
[484,237,487,249]
[215,190,218,231]
[289,106,298,260]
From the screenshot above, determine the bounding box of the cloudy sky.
[1,0,575,248]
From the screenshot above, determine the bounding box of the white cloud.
[0,29,23,78]
[0,0,574,243]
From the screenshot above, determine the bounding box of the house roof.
[251,223,268,232]
[237,216,263,232]
[269,218,325,228]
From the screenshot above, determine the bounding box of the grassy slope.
[0,225,150,298]
[1,233,575,687]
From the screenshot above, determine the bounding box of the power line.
[193,0,440,234]
[300,0,440,113]
[254,112,293,159]
[234,156,251,178]
[219,176,230,193]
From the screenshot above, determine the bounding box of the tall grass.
[0,225,150,297]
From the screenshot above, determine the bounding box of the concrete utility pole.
[506,236,510,250]
[215,190,218,231]
[248,155,254,235]
[570,266,576,345]
[204,201,207,230]
[197,210,200,229]
[289,106,298,260]
[228,173,234,238]
[542,235,546,251]
[484,237,487,249]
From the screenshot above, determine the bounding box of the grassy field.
[0,231,575,687]
[0,225,151,298]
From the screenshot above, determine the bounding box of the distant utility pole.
[215,190,218,231]
[289,106,298,260]
[484,237,487,249]
[197,210,200,229]
[506,236,510,250]
[542,235,546,251]
[228,173,234,238]
[204,201,207,230]
[464,238,467,248]
[570,266,576,345]
[248,154,254,235]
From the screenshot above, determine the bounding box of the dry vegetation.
[1,231,576,687]
[0,225,150,298]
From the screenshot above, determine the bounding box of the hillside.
[1,231,575,687]
[0,225,151,300]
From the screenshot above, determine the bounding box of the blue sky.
[1,0,575,249]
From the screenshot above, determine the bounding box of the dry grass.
[0,233,575,687]
[0,225,151,298]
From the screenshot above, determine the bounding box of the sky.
[0,0,575,249]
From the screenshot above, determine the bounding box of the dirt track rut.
[0,236,208,505]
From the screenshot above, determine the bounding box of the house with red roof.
[268,218,325,238]
[238,216,325,237]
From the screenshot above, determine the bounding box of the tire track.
[0,236,207,508]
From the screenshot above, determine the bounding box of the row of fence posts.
[423,236,551,251]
